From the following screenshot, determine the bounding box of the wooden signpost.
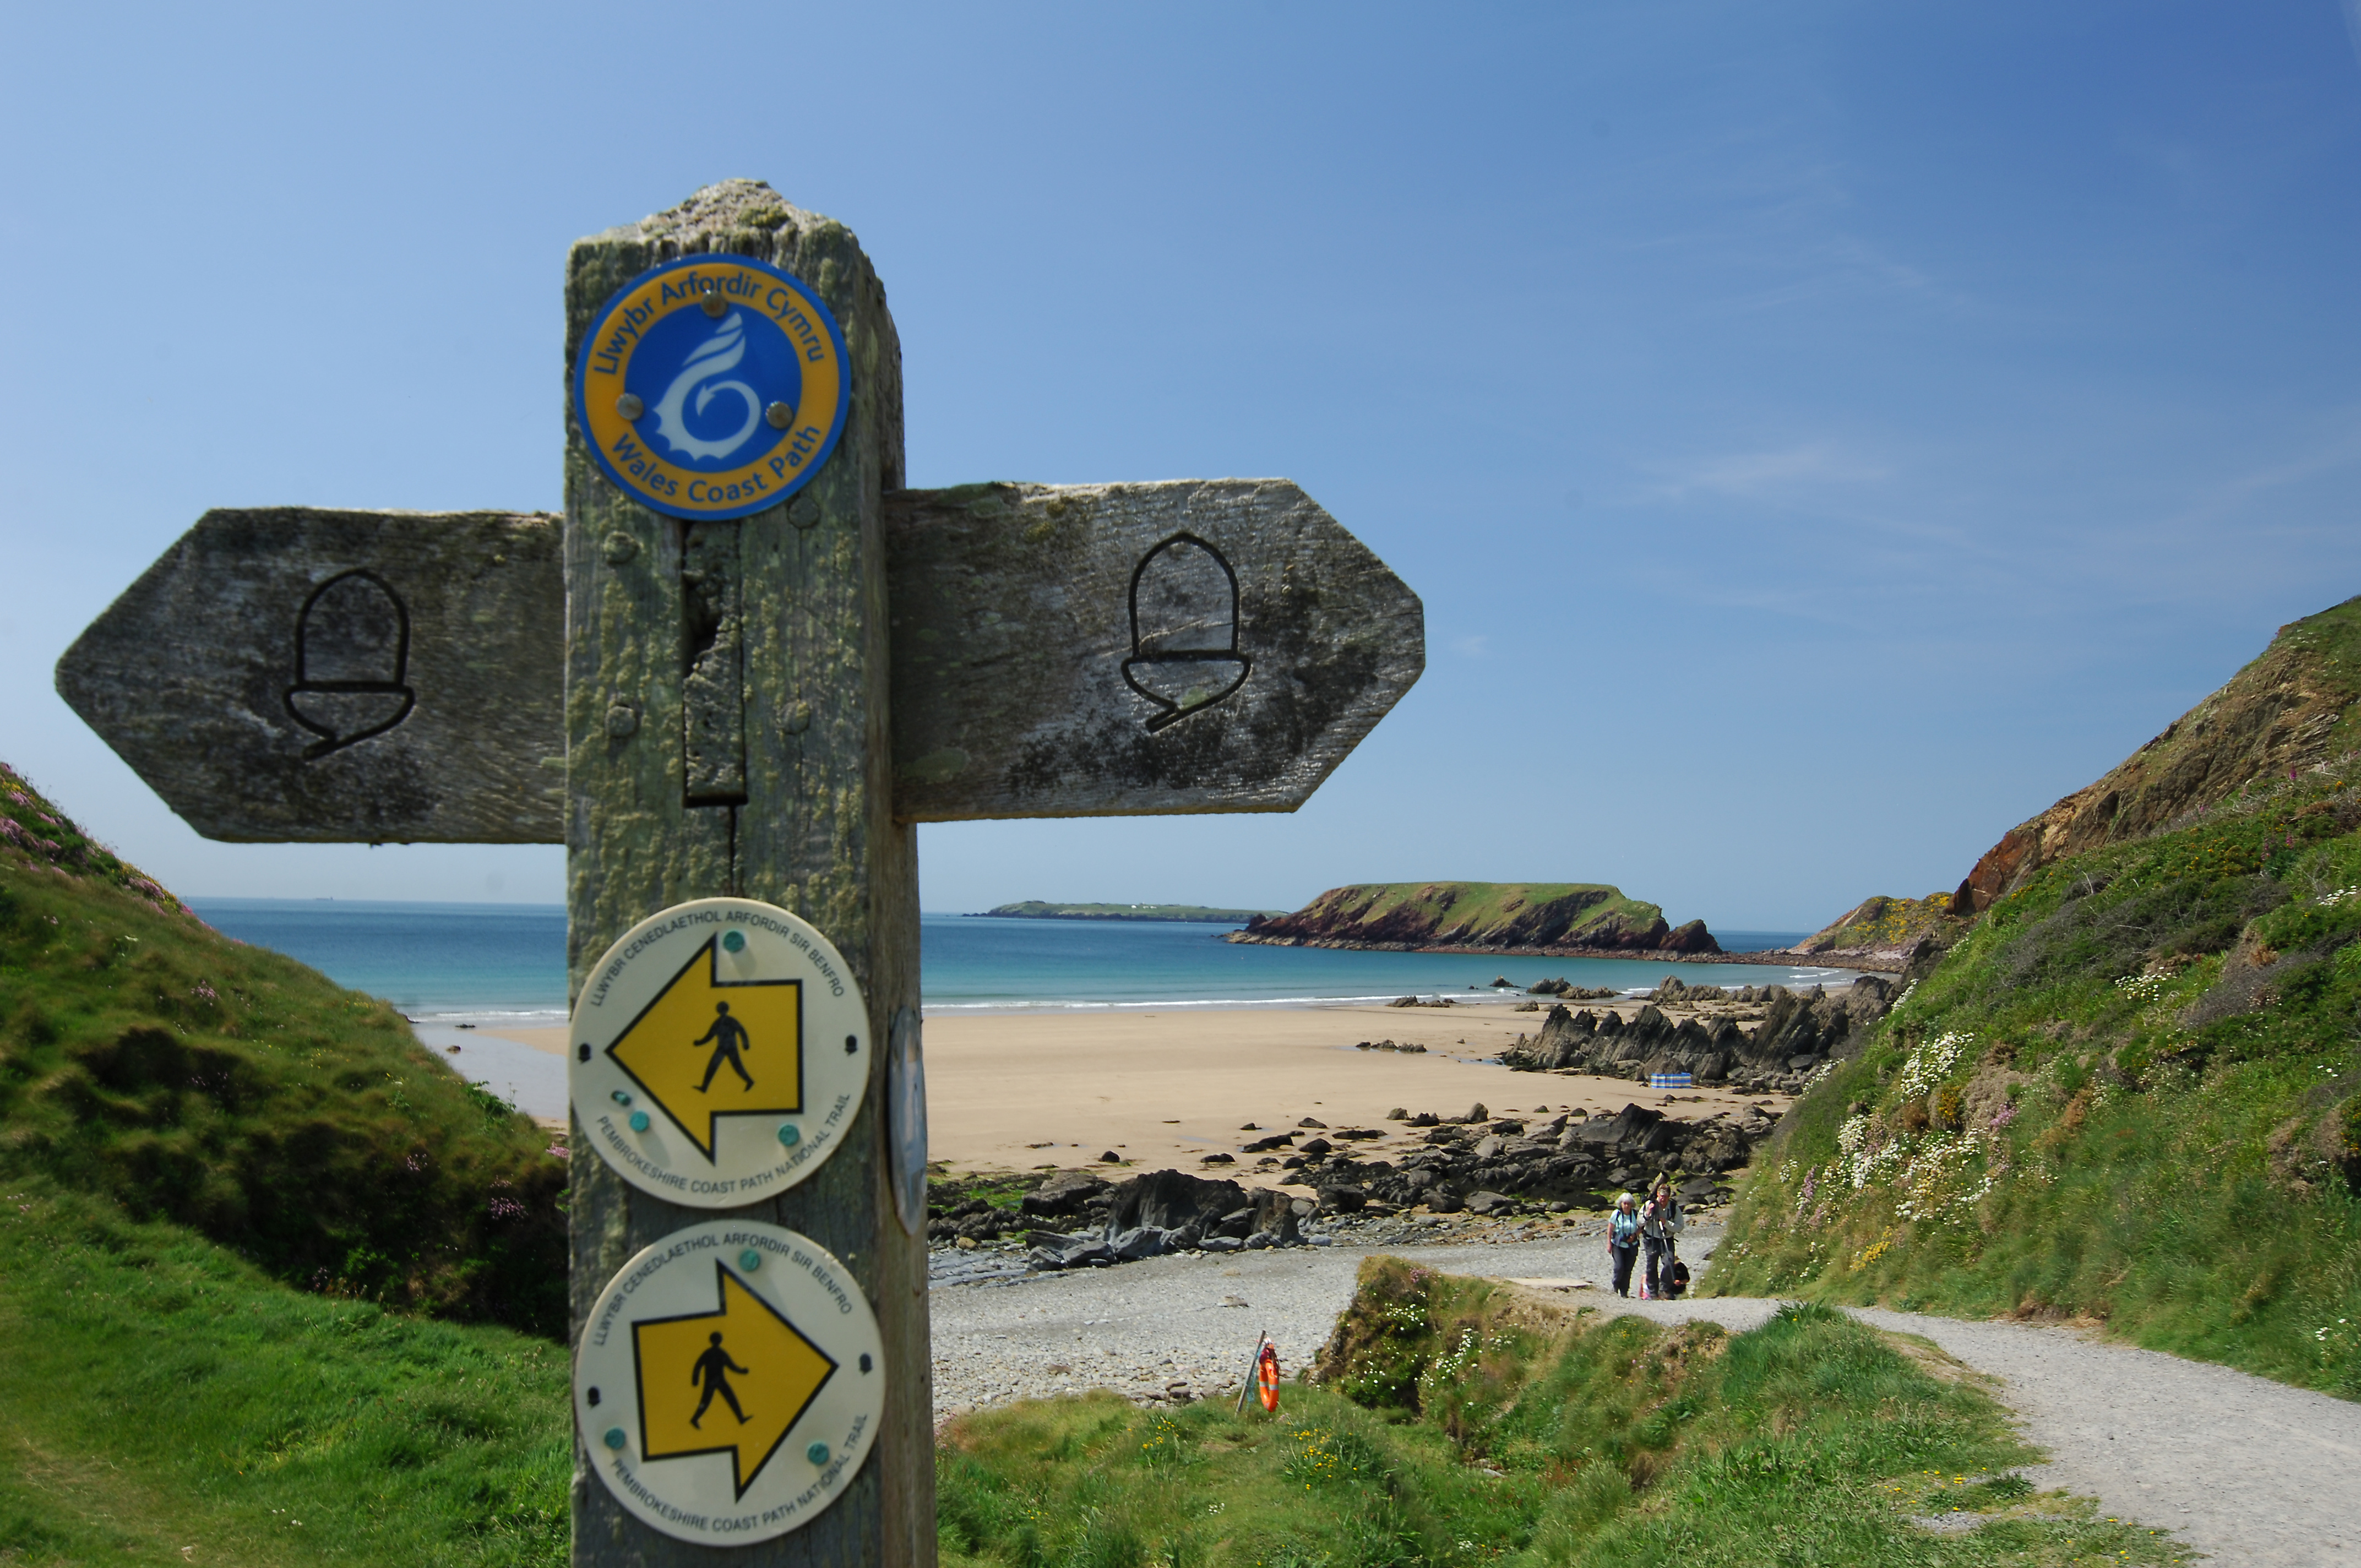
[55,179,1424,1567]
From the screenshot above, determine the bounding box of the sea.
[185,900,1857,1027]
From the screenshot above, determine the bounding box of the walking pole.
[1235,1331,1269,1417]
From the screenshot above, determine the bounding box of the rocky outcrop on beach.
[933,1095,1787,1275]
[1500,974,1897,1093]
[1321,1102,1777,1217]
[929,1090,1787,1273]
[1227,881,1720,957]
[1008,1169,1309,1270]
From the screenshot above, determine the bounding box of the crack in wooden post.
[682,519,749,809]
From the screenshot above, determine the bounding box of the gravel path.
[930,1224,2361,1566]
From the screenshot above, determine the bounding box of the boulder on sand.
[1027,1168,1302,1271]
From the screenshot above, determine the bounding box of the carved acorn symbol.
[1119,532,1251,731]
[283,569,416,759]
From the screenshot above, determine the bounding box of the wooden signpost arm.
[563,182,926,1567]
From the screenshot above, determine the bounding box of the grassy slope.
[937,1258,2180,1567]
[1712,769,2361,1396]
[0,761,567,1336]
[0,1179,567,1567]
[1265,884,1668,944]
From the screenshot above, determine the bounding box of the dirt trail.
[932,1225,2361,1565]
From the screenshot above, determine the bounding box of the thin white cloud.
[1638,441,1890,503]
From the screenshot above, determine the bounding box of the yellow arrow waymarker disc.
[576,1221,884,1543]
[570,899,869,1206]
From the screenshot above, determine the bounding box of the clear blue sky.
[7,3,2361,930]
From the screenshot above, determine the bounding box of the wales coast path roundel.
[573,254,850,520]
[570,898,871,1207]
[574,1219,885,1544]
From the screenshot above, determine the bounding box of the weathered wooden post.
[561,183,925,1565]
[56,177,1424,1568]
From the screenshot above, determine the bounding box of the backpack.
[1666,1259,1691,1298]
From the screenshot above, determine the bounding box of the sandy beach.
[481,1001,1778,1182]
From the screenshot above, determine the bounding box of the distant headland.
[971,901,1290,923]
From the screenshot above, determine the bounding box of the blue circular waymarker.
[573,255,851,521]
[739,1248,762,1271]
[604,1428,627,1451]
[807,1442,831,1466]
[628,1110,651,1133]
[777,1123,801,1146]
[723,929,746,953]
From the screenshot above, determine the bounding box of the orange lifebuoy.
[1256,1342,1281,1413]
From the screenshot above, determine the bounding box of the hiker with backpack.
[1608,1193,1641,1297]
[1641,1180,1684,1299]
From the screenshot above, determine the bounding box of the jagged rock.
[1318,1183,1368,1213]
[1409,1112,1439,1126]
[1465,1102,1489,1122]
[1020,1169,1304,1270]
[1385,1107,1409,1120]
[1297,1117,1328,1129]
[1020,1170,1112,1219]
[1466,1190,1514,1215]
[1297,1137,1333,1157]
[1501,978,1896,1087]
[1111,1226,1172,1261]
[1663,919,1721,954]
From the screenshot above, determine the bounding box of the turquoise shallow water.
[188,901,1853,1022]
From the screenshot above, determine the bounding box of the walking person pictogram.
[692,1001,755,1092]
[690,1331,751,1428]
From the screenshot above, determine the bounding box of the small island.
[973,900,1290,923]
[1227,881,1718,954]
